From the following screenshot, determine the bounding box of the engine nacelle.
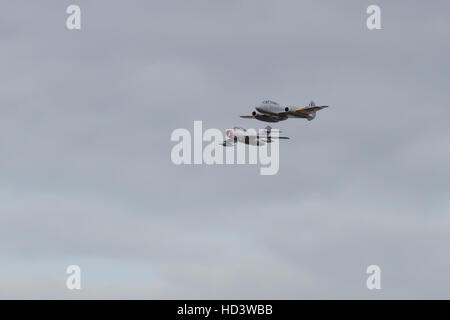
[284,106,297,112]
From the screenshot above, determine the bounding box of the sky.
[1,0,450,299]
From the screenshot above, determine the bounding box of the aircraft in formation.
[240,100,328,123]
[222,126,289,146]
[223,99,328,147]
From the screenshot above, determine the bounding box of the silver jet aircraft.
[240,100,328,123]
[222,126,289,147]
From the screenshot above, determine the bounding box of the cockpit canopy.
[233,126,246,131]
[261,100,279,105]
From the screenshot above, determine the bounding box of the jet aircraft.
[240,100,328,123]
[222,126,289,147]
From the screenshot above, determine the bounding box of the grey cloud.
[1,0,450,298]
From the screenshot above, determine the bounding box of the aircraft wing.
[260,136,290,143]
[295,106,328,113]
[265,136,290,140]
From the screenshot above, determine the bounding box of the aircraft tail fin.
[308,101,316,107]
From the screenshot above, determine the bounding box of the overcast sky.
[1,0,450,299]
